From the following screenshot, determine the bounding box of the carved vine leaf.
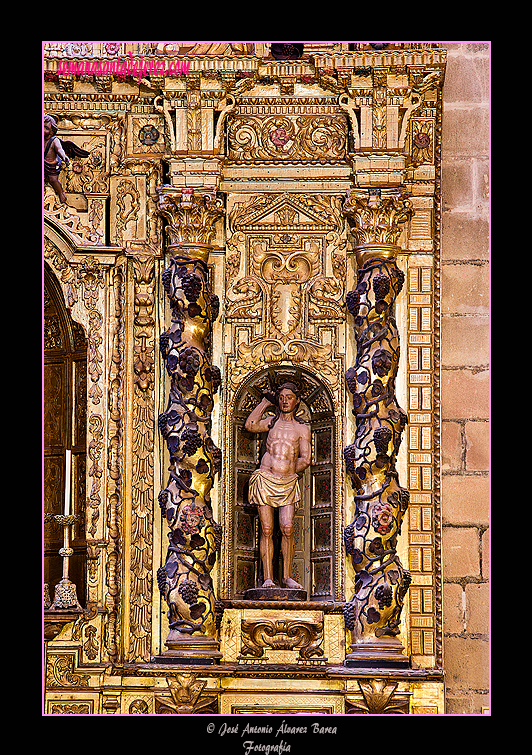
[346,679,410,714]
[154,675,216,714]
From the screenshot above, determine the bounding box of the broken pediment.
[229,193,343,232]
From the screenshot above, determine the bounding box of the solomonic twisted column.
[342,187,413,668]
[155,187,224,662]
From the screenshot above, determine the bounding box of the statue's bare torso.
[260,419,307,476]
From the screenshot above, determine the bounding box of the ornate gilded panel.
[227,100,349,163]
[224,192,347,388]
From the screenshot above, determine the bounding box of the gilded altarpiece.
[43,42,446,715]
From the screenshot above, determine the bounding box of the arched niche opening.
[43,263,88,607]
[229,365,340,601]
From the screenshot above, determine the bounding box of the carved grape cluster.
[346,289,360,317]
[210,293,220,320]
[156,565,168,595]
[372,348,393,377]
[375,583,393,609]
[179,346,201,376]
[178,579,199,605]
[345,366,358,394]
[182,273,202,303]
[157,488,169,516]
[344,522,356,555]
[344,444,357,472]
[209,365,221,394]
[342,601,355,631]
[181,425,203,457]
[373,426,392,455]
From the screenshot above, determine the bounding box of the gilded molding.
[129,254,157,663]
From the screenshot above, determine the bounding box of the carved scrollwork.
[46,654,90,688]
[308,276,345,320]
[241,619,324,661]
[225,277,264,320]
[228,114,348,162]
[225,192,348,397]
[231,338,339,389]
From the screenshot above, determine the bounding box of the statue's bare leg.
[258,505,275,587]
[279,504,303,590]
[47,175,67,204]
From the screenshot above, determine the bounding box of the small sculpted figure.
[244,382,311,590]
[44,114,89,204]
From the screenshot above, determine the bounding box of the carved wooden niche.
[44,264,88,605]
[229,366,339,601]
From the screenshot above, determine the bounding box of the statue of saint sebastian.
[244,383,311,589]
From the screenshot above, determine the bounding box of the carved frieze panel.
[225,192,348,395]
[227,103,349,163]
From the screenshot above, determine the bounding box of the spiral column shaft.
[155,187,224,661]
[342,188,413,668]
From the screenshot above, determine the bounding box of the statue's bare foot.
[283,577,303,590]
[262,579,275,588]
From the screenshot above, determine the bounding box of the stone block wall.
[440,42,490,714]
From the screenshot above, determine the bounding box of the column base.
[151,630,222,665]
[344,637,410,669]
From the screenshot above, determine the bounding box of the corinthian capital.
[156,187,225,258]
[343,188,413,265]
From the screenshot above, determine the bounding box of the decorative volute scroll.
[342,187,413,667]
[155,187,224,661]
